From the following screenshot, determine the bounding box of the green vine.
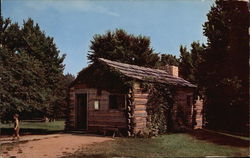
[146,83,174,136]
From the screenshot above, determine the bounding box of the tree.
[178,42,205,100]
[179,45,194,83]
[201,0,249,133]
[0,17,66,121]
[0,45,48,120]
[88,29,159,68]
[159,54,179,66]
[49,73,75,120]
[190,42,205,79]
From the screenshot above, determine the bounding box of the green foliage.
[177,0,248,134]
[88,29,159,68]
[179,45,194,82]
[178,0,248,134]
[146,83,174,136]
[0,17,68,121]
[49,73,75,119]
[159,54,179,66]
[0,47,47,119]
[201,0,249,133]
[179,42,205,85]
[76,61,132,94]
[175,105,189,129]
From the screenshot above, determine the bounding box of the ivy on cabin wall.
[144,83,174,136]
[175,105,189,128]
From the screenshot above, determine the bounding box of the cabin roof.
[98,58,196,88]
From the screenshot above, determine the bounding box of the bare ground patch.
[0,134,113,158]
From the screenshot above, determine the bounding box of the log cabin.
[65,58,203,136]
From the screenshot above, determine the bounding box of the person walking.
[12,114,20,140]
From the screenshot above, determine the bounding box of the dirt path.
[0,134,113,158]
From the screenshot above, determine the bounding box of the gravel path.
[0,134,113,158]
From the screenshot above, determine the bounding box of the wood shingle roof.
[98,58,196,88]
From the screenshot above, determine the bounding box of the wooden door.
[76,93,87,129]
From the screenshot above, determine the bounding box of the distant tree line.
[0,17,74,121]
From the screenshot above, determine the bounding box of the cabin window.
[109,95,125,109]
[94,100,100,110]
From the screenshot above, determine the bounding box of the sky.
[3,0,214,75]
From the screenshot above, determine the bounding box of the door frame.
[75,93,88,130]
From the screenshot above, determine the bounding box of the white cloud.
[23,0,119,17]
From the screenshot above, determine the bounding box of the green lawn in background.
[63,131,249,158]
[0,120,65,131]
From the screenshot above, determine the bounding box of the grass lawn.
[63,130,249,158]
[0,120,65,135]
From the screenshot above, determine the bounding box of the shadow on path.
[0,128,63,136]
[61,153,120,158]
[187,129,249,148]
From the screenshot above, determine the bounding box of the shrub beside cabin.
[66,58,203,136]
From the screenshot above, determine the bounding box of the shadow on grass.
[187,129,249,148]
[0,128,64,136]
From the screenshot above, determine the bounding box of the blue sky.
[3,0,214,75]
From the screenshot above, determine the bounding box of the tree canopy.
[201,0,249,133]
[179,42,205,85]
[88,29,159,68]
[0,17,71,121]
[176,0,249,134]
[159,54,179,67]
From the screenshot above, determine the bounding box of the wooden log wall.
[66,84,127,131]
[193,96,203,129]
[132,82,149,134]
[65,86,76,130]
[172,88,194,129]
[126,88,134,136]
[65,83,198,134]
[87,89,127,131]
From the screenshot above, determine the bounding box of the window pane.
[109,95,117,109]
[109,95,126,109]
[117,95,125,108]
[94,100,100,110]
